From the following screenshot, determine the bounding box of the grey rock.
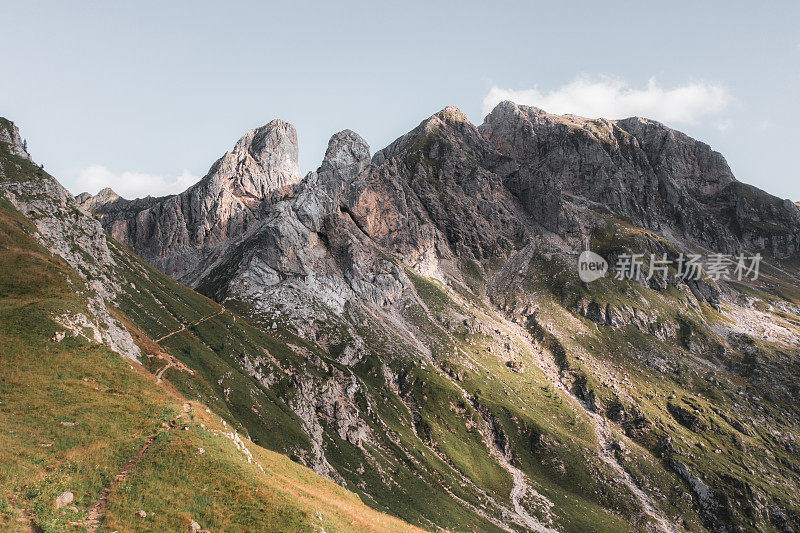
[479,100,800,256]
[76,187,119,212]
[0,119,31,160]
[83,119,302,282]
[55,491,74,509]
[0,118,141,360]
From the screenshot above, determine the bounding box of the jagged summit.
[76,187,120,212]
[211,118,302,199]
[486,99,669,130]
[372,105,488,166]
[232,118,295,158]
[319,129,370,173]
[73,118,305,281]
[432,105,470,124]
[80,103,800,287]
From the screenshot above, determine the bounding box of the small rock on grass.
[55,491,74,508]
[136,510,147,518]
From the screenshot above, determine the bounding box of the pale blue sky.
[3,1,799,200]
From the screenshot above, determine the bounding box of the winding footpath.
[486,254,676,532]
[153,308,225,343]
[84,403,192,532]
[410,286,557,532]
[83,310,225,530]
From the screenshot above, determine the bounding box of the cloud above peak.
[72,165,199,200]
[482,76,732,124]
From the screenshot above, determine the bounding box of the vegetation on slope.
[0,181,418,532]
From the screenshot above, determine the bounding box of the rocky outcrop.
[574,299,678,340]
[76,187,119,212]
[0,120,31,161]
[670,460,730,533]
[478,101,800,256]
[82,119,302,282]
[0,118,141,360]
[710,182,800,257]
[353,106,528,262]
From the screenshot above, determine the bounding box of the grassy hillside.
[0,193,418,532]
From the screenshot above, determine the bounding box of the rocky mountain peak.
[232,119,297,163]
[481,100,619,143]
[212,118,302,199]
[477,100,749,245]
[0,118,32,161]
[319,129,370,173]
[372,106,488,166]
[430,105,470,125]
[76,187,120,212]
[412,106,474,140]
[77,118,304,282]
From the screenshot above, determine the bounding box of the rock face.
[0,118,141,360]
[76,187,119,212]
[479,101,800,255]
[0,121,31,161]
[79,119,302,282]
[192,107,536,322]
[86,102,800,293]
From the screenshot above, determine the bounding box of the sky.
[2,1,799,201]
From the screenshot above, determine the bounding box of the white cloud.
[73,165,199,199]
[482,76,732,124]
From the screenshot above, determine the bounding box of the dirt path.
[406,278,556,532]
[83,403,191,532]
[435,362,557,533]
[153,309,225,343]
[456,384,557,533]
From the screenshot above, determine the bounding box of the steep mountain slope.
[0,118,419,533]
[43,101,800,533]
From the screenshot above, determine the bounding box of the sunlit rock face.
[78,119,302,281]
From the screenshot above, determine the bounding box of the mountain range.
[1,101,799,532]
